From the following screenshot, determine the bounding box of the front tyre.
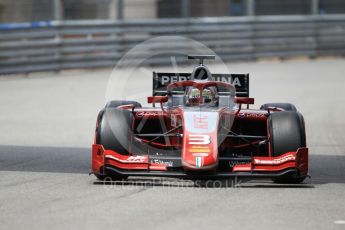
[94,108,134,181]
[268,111,307,183]
[98,108,134,154]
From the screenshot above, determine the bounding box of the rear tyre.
[106,100,142,109]
[268,111,307,183]
[260,103,297,111]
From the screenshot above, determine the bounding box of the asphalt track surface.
[0,58,345,230]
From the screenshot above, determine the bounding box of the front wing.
[92,144,308,179]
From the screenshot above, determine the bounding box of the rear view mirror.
[147,96,168,104]
[235,97,255,105]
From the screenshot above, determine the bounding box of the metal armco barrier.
[1,15,345,74]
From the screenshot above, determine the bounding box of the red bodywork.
[92,80,308,180]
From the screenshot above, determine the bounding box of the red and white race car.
[92,55,308,183]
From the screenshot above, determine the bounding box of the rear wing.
[152,72,249,97]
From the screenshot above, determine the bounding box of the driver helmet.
[185,87,218,106]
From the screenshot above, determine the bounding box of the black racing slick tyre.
[95,100,141,150]
[105,100,142,109]
[268,111,307,183]
[260,103,297,111]
[98,108,134,154]
[94,108,134,181]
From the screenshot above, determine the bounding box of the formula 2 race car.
[92,55,308,183]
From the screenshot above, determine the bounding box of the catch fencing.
[1,15,345,74]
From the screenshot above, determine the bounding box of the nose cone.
[182,139,219,170]
[181,112,219,170]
